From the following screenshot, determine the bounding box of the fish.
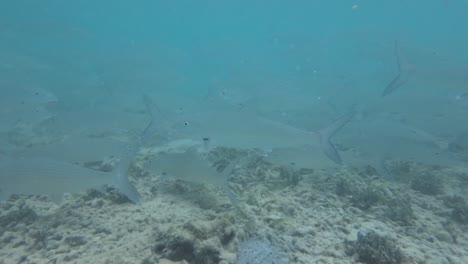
[11,136,128,164]
[144,147,239,204]
[171,108,355,166]
[147,149,225,187]
[42,108,146,137]
[0,85,58,131]
[0,155,139,203]
[338,116,460,171]
[0,93,168,203]
[0,85,58,111]
[382,41,415,97]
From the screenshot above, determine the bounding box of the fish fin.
[318,136,343,164]
[382,41,414,97]
[219,158,243,206]
[113,144,141,204]
[318,108,356,139]
[142,94,165,143]
[317,109,356,164]
[395,41,415,73]
[115,169,141,204]
[142,94,161,119]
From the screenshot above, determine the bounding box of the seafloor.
[0,143,467,264]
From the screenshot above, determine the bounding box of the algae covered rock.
[346,229,403,264]
[444,195,468,225]
[237,236,287,264]
[0,205,37,229]
[151,216,237,264]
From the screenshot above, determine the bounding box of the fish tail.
[114,144,141,203]
[142,94,163,143]
[318,109,356,164]
[115,169,141,203]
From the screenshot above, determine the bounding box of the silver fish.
[144,146,241,204]
[0,86,57,130]
[0,156,136,203]
[172,108,354,166]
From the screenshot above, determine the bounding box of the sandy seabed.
[0,146,467,264]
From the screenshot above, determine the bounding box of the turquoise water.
[1,1,468,263]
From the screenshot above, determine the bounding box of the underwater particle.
[352,4,359,10]
[203,137,211,150]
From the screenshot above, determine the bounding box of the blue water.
[2,1,467,106]
[1,1,468,263]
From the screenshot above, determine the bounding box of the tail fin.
[317,109,356,164]
[114,144,141,203]
[141,94,163,143]
[382,41,415,97]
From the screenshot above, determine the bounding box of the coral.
[237,236,287,264]
[83,187,133,204]
[0,205,37,229]
[335,178,354,197]
[30,228,50,249]
[64,236,87,247]
[385,160,413,183]
[385,196,414,225]
[410,172,443,195]
[152,216,236,264]
[444,195,468,225]
[346,229,403,264]
[153,233,221,264]
[350,186,384,210]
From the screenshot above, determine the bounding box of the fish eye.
[184,121,189,126]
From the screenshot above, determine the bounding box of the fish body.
[0,94,165,203]
[0,140,141,203]
[0,86,57,130]
[0,156,114,202]
[172,108,354,165]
